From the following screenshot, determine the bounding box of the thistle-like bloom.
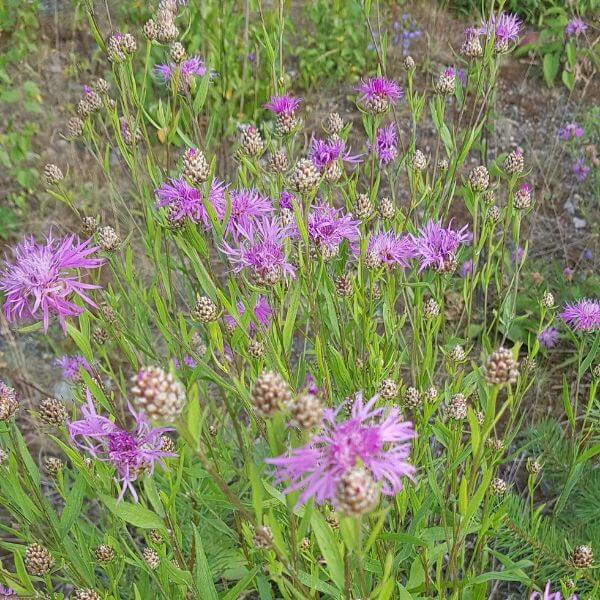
[374,124,399,165]
[224,296,272,333]
[172,356,197,369]
[226,189,272,237]
[221,217,296,283]
[480,12,522,51]
[565,18,587,38]
[357,77,403,112]
[69,391,175,501]
[538,327,559,349]
[154,56,207,88]
[0,585,16,597]
[530,581,577,599]
[460,259,474,277]
[263,94,302,116]
[267,392,415,507]
[559,123,585,141]
[0,234,104,332]
[307,203,360,252]
[155,177,227,228]
[309,138,362,171]
[279,191,296,210]
[560,299,600,332]
[367,232,415,268]
[410,220,470,273]
[572,158,590,182]
[55,355,94,381]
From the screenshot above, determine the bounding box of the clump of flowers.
[559,123,584,141]
[0,234,104,332]
[267,392,415,507]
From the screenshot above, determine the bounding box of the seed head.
[403,56,415,70]
[94,544,115,564]
[25,543,54,576]
[159,434,175,453]
[268,148,289,173]
[324,112,344,135]
[93,326,108,346]
[81,215,98,237]
[66,116,85,139]
[504,147,524,175]
[240,125,264,157]
[378,197,395,220]
[437,158,449,171]
[513,183,532,210]
[131,366,186,422]
[290,392,323,430]
[253,525,274,550]
[149,529,163,544]
[469,165,490,191]
[335,467,380,517]
[572,545,593,569]
[191,295,219,323]
[475,410,485,425]
[487,205,501,223]
[425,387,438,402]
[490,477,507,496]
[276,112,299,136]
[77,89,102,117]
[403,386,421,409]
[170,41,186,64]
[143,19,157,40]
[0,447,9,464]
[182,148,209,186]
[248,339,265,359]
[143,547,160,570]
[335,275,353,297]
[460,28,483,58]
[593,364,600,379]
[378,379,398,400]
[251,371,291,417]
[43,164,63,185]
[354,193,373,220]
[486,437,505,453]
[411,150,427,171]
[99,301,117,326]
[208,423,218,437]
[97,226,121,251]
[449,345,467,363]
[44,457,64,475]
[436,68,456,95]
[526,458,542,476]
[73,589,101,600]
[540,291,554,308]
[291,158,321,194]
[423,298,440,319]
[447,393,467,420]
[484,347,519,386]
[93,78,109,95]
[155,10,179,43]
[0,382,18,422]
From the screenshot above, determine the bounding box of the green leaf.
[311,511,344,591]
[59,473,86,536]
[193,527,219,600]
[542,53,560,86]
[99,495,165,530]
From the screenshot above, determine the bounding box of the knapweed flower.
[155,177,227,228]
[221,217,295,285]
[266,392,415,506]
[460,259,474,277]
[154,56,208,89]
[560,299,600,332]
[279,191,296,210]
[0,584,16,597]
[55,355,94,381]
[357,77,403,113]
[306,203,360,253]
[572,158,590,182]
[367,232,415,268]
[565,18,587,38]
[530,581,577,599]
[224,296,272,333]
[410,220,470,273]
[559,122,584,141]
[309,138,362,171]
[264,94,302,135]
[69,391,175,501]
[0,234,104,332]
[480,12,522,52]
[172,356,197,369]
[374,124,399,165]
[460,27,483,57]
[538,327,559,349]
[226,189,272,237]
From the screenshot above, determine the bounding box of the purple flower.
[357,77,403,112]
[224,296,272,333]
[460,259,474,277]
[173,355,197,369]
[279,191,296,210]
[309,138,362,170]
[0,234,104,333]
[480,12,522,51]
[559,122,584,141]
[155,177,227,228]
[266,392,415,507]
[565,18,588,37]
[560,299,600,332]
[154,56,208,88]
[367,232,415,268]
[221,217,295,283]
[69,391,175,501]
[572,158,590,182]
[226,189,272,237]
[374,124,399,165]
[306,203,360,251]
[513,246,526,264]
[410,220,470,273]
[538,327,559,349]
[530,581,577,599]
[55,355,94,381]
[0,585,16,597]
[563,267,575,282]
[264,94,302,116]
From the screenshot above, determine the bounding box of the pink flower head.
[226,189,272,237]
[264,94,302,116]
[367,232,415,268]
[221,217,296,283]
[267,392,415,507]
[410,220,470,273]
[55,354,94,381]
[374,123,399,165]
[173,355,197,369]
[0,585,16,597]
[565,18,587,38]
[279,191,296,210]
[68,391,175,501]
[530,581,577,599]
[480,12,522,50]
[538,327,559,349]
[155,176,227,228]
[307,203,360,251]
[309,138,363,170]
[560,299,600,332]
[0,233,104,333]
[154,56,208,87]
[460,259,474,277]
[559,123,584,141]
[357,77,403,111]
[224,295,272,333]
[572,158,590,182]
